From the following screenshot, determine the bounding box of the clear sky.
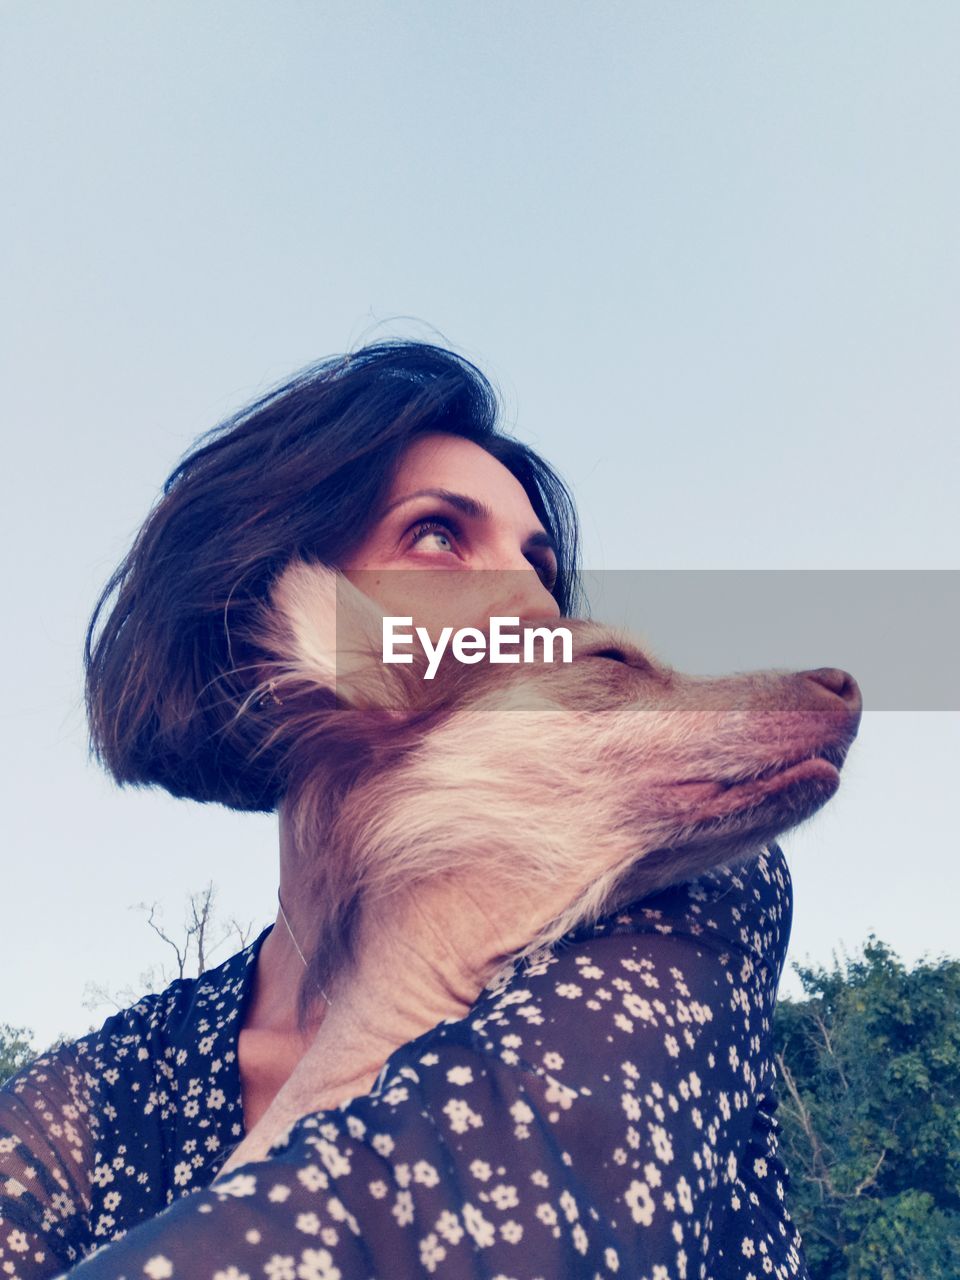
[2,1,958,1048]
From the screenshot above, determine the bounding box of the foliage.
[0,1023,35,1084]
[773,936,960,1279]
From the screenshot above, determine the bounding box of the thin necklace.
[277,888,333,1006]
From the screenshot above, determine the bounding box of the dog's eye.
[587,646,656,674]
[591,648,630,664]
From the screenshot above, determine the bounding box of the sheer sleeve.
[1,940,262,1280]
[56,844,806,1279]
[0,1042,101,1278]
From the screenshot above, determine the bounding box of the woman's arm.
[0,1044,101,1279]
[56,846,801,1278]
[0,945,259,1280]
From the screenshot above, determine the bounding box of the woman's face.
[340,432,563,637]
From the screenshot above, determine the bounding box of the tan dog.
[247,559,862,1007]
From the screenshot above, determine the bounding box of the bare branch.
[775,1051,839,1200]
[188,883,217,974]
[226,916,257,949]
[853,1147,887,1197]
[810,1008,850,1093]
[140,901,188,980]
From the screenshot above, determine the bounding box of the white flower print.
[314,1139,350,1178]
[344,1115,366,1140]
[559,1189,579,1223]
[500,1219,523,1244]
[623,993,655,1022]
[412,1160,439,1187]
[543,1078,576,1110]
[445,1065,473,1085]
[296,1165,328,1193]
[625,1179,656,1227]
[443,1098,483,1134]
[296,1247,341,1280]
[434,1210,464,1245]
[319,1201,349,1230]
[555,983,582,999]
[651,1124,675,1163]
[50,1191,75,1216]
[90,1163,114,1188]
[621,1092,641,1121]
[391,1189,414,1227]
[370,1133,395,1157]
[214,1173,257,1198]
[510,1099,534,1124]
[264,1254,296,1280]
[462,1202,495,1248]
[142,1255,174,1279]
[489,1183,518,1211]
[418,1232,446,1272]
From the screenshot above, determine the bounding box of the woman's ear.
[256,558,412,712]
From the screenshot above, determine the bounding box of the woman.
[0,341,807,1277]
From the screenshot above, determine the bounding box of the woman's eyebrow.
[381,487,496,525]
[380,487,558,557]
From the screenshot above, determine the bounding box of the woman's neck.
[241,806,331,1036]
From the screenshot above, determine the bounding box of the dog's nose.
[802,667,862,718]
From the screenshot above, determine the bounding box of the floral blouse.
[1,843,807,1279]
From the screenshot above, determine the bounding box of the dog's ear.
[254,558,411,712]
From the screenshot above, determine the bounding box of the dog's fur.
[242,560,862,1020]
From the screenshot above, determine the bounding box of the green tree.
[773,936,960,1279]
[0,1023,35,1083]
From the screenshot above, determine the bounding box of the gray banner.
[582,571,959,711]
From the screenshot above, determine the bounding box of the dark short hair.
[84,340,586,812]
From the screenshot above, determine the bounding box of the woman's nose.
[494,566,562,622]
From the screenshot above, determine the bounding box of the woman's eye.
[408,516,459,552]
